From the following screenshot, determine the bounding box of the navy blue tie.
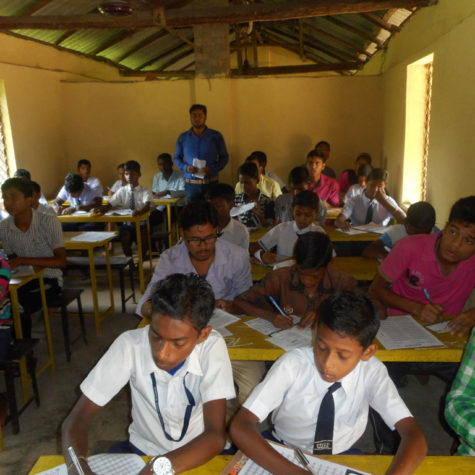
[365,200,375,224]
[314,382,341,454]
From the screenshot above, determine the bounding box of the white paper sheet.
[209,308,240,330]
[11,265,35,277]
[376,315,445,350]
[69,232,117,242]
[192,158,207,179]
[105,209,133,216]
[425,321,451,334]
[72,210,91,216]
[336,227,368,235]
[266,326,313,351]
[245,315,300,336]
[230,202,256,217]
[352,223,388,234]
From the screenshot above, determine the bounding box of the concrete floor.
[0,269,457,474]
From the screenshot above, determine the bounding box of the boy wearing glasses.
[137,201,252,316]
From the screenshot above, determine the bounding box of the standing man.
[174,104,229,202]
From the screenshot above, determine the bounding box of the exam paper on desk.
[245,315,300,336]
[266,326,312,351]
[69,232,116,242]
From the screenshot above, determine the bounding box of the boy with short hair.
[230,291,427,474]
[62,273,235,474]
[206,183,249,251]
[344,163,373,202]
[77,158,103,195]
[315,140,336,179]
[339,152,372,198]
[306,149,340,208]
[108,163,126,197]
[363,201,437,260]
[31,181,55,215]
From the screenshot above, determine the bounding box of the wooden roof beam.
[158,48,194,71]
[91,30,135,56]
[116,29,168,62]
[361,12,402,32]
[323,16,384,46]
[19,0,56,16]
[0,1,435,29]
[136,39,192,70]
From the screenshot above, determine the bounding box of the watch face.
[152,457,173,475]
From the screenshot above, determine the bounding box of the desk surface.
[57,211,150,223]
[10,266,46,287]
[324,225,380,242]
[249,226,270,243]
[63,231,118,249]
[28,454,475,475]
[153,197,182,205]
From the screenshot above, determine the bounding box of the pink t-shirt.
[308,174,340,207]
[380,232,475,316]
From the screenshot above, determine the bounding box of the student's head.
[157,153,173,175]
[356,164,373,188]
[306,150,326,182]
[238,162,259,195]
[206,183,235,224]
[315,141,330,161]
[64,173,85,197]
[124,160,141,186]
[293,232,333,292]
[189,104,207,129]
[405,201,436,235]
[315,291,379,383]
[246,151,267,175]
[30,181,41,207]
[438,196,475,266]
[117,163,126,183]
[355,153,372,169]
[289,166,309,195]
[77,159,91,180]
[365,168,388,199]
[150,273,214,371]
[292,190,320,230]
[14,169,32,181]
[1,178,34,215]
[179,201,218,262]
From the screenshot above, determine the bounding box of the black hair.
[356,153,372,165]
[179,200,218,231]
[315,141,330,150]
[14,169,31,180]
[30,181,41,194]
[64,173,84,194]
[77,159,91,168]
[307,149,326,163]
[1,177,34,197]
[124,160,141,174]
[294,232,333,269]
[367,168,388,182]
[318,291,380,349]
[238,162,259,181]
[289,166,309,186]
[151,273,215,331]
[343,169,358,186]
[357,164,373,178]
[189,104,207,115]
[292,190,320,211]
[448,196,475,225]
[246,151,267,167]
[157,153,172,164]
[117,163,125,170]
[206,182,235,203]
[406,201,436,232]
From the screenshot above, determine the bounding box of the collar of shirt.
[292,221,319,235]
[9,207,38,232]
[189,126,208,137]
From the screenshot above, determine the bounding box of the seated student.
[62,273,235,474]
[369,196,475,334]
[0,254,11,361]
[315,140,336,179]
[31,181,55,215]
[339,152,372,198]
[235,162,275,229]
[235,151,282,201]
[335,168,406,230]
[254,190,325,266]
[230,291,427,473]
[14,168,49,205]
[99,160,153,257]
[363,201,437,260]
[445,326,475,456]
[275,166,327,225]
[108,163,126,197]
[345,163,373,203]
[235,232,357,329]
[206,183,249,251]
[306,149,340,208]
[0,178,66,338]
[77,158,103,195]
[136,201,252,317]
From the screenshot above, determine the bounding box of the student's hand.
[215,299,234,313]
[199,166,212,176]
[375,187,388,203]
[7,257,22,269]
[272,313,293,329]
[261,252,277,265]
[417,303,444,323]
[187,165,198,174]
[447,310,475,337]
[298,310,317,329]
[153,190,169,198]
[336,215,351,231]
[62,206,76,215]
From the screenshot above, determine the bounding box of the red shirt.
[308,174,340,207]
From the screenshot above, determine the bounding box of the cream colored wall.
[366,0,475,223]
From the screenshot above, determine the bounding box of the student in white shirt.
[77,158,103,195]
[230,291,427,474]
[108,163,126,197]
[344,163,373,203]
[207,183,249,251]
[62,273,235,475]
[31,181,55,215]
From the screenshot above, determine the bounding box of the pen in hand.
[294,447,316,475]
[268,296,293,326]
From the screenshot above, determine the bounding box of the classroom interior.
[0,0,474,473]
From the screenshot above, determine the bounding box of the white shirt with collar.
[80,326,235,455]
[259,221,326,258]
[219,218,249,251]
[109,184,154,210]
[86,176,103,195]
[243,347,412,454]
[341,192,402,226]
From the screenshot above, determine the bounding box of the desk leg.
[146,215,153,273]
[174,204,180,243]
[136,220,145,293]
[105,244,115,317]
[38,275,55,377]
[88,248,101,335]
[166,203,172,248]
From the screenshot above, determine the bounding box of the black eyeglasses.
[185,233,218,247]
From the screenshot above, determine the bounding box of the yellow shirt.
[235,174,282,200]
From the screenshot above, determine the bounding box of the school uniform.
[152,170,186,211]
[85,176,103,195]
[234,191,274,229]
[344,184,364,203]
[81,326,235,455]
[36,203,56,216]
[243,347,412,454]
[235,175,282,201]
[219,218,249,251]
[265,171,286,191]
[274,193,327,225]
[57,182,102,207]
[110,179,124,194]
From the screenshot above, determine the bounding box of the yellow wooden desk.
[251,263,272,282]
[154,197,181,247]
[249,227,270,243]
[325,225,380,242]
[58,212,153,293]
[64,232,117,335]
[325,207,342,220]
[9,267,55,403]
[331,256,379,281]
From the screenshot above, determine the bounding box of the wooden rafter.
[323,16,383,46]
[116,29,168,62]
[136,39,191,69]
[19,0,56,16]
[157,47,193,71]
[91,30,135,56]
[0,1,435,30]
[361,12,402,32]
[55,30,76,46]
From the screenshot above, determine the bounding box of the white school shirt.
[341,192,403,226]
[109,184,154,210]
[344,184,364,203]
[152,170,186,210]
[86,176,103,195]
[36,203,56,216]
[265,170,286,190]
[81,326,235,455]
[244,347,412,454]
[259,221,326,257]
[56,182,102,207]
[219,218,249,251]
[110,180,124,193]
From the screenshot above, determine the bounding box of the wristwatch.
[150,456,175,475]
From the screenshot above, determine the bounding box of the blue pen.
[268,296,291,321]
[423,288,433,304]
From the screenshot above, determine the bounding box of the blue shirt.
[152,170,186,209]
[174,127,229,179]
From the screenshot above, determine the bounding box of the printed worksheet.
[336,228,368,235]
[192,158,207,178]
[69,232,116,242]
[352,223,388,234]
[209,308,240,331]
[266,325,312,351]
[245,315,300,336]
[105,209,133,216]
